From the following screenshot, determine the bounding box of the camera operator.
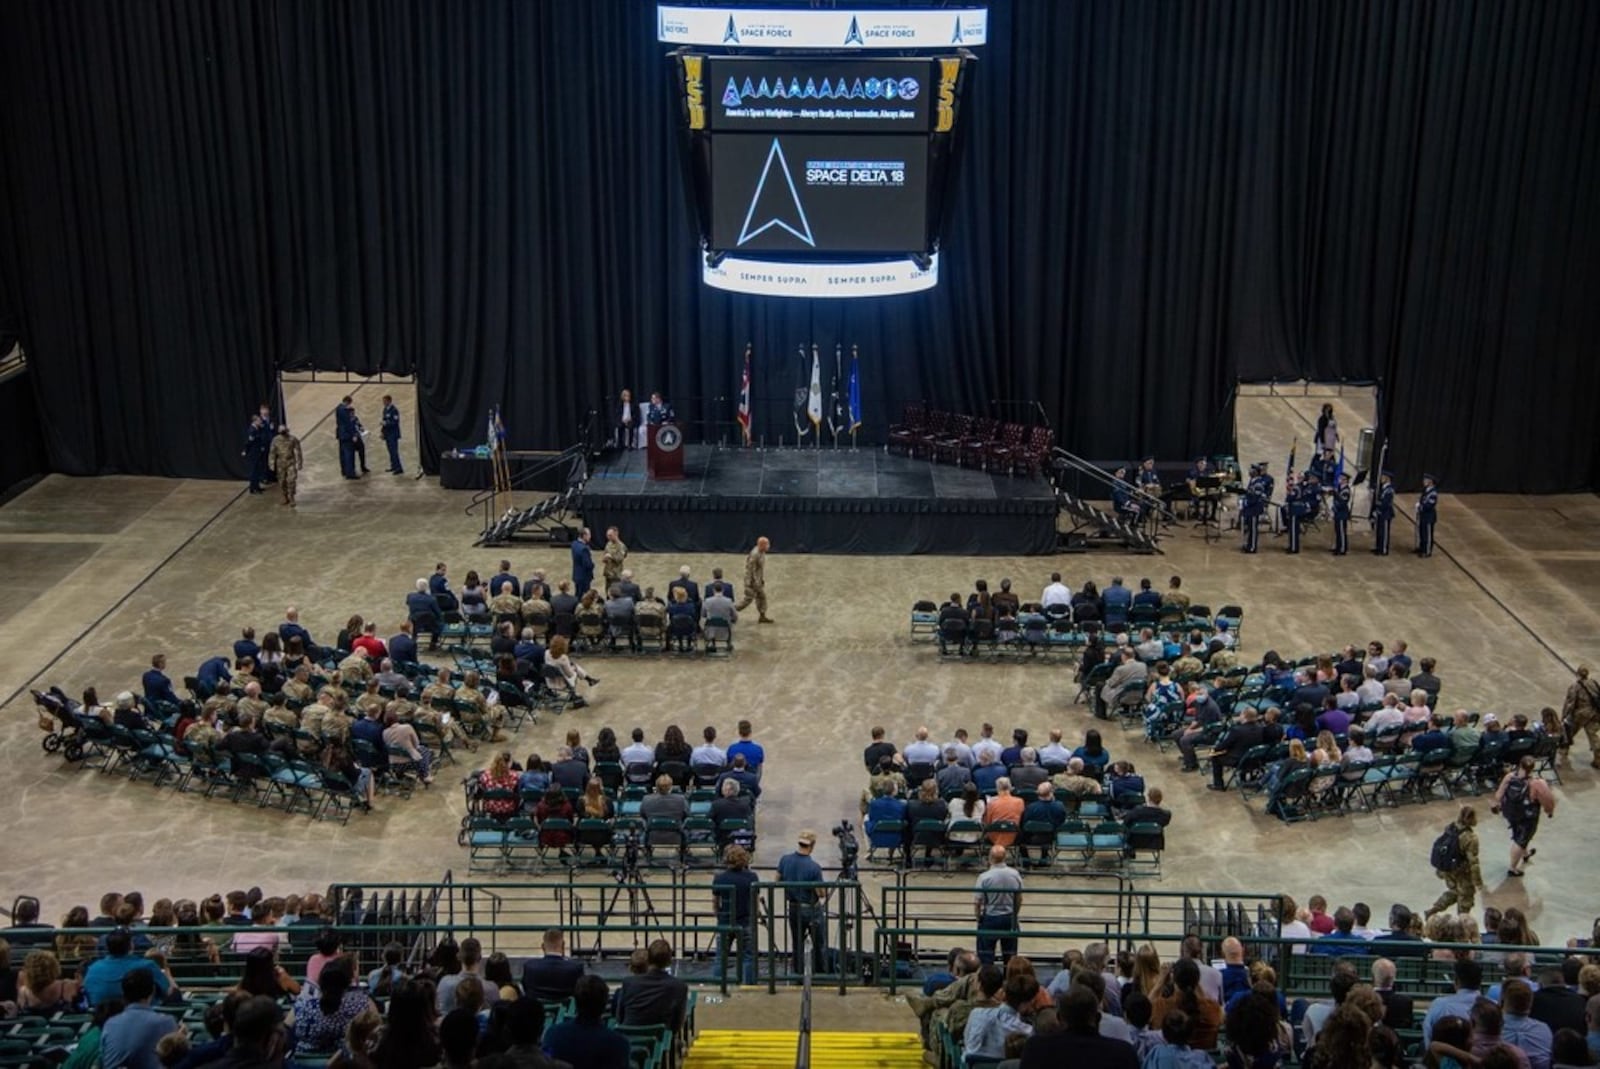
[777,830,827,977]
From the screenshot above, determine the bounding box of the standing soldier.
[1285,475,1309,555]
[1372,470,1396,556]
[381,394,404,474]
[602,526,628,589]
[734,536,773,623]
[268,424,304,508]
[1331,472,1353,556]
[335,396,361,479]
[243,414,268,494]
[1239,464,1266,554]
[1426,806,1485,917]
[1563,665,1600,769]
[1415,473,1439,557]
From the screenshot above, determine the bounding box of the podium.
[647,423,685,480]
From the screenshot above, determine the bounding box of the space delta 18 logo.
[722,74,920,108]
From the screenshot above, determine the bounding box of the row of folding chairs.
[862,818,1164,877]
[464,814,756,873]
[886,406,1055,476]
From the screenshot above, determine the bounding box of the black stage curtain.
[1,1,1596,490]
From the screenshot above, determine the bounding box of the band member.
[1186,457,1216,522]
[1111,465,1140,524]
[1136,456,1162,492]
[1240,464,1268,554]
[1372,470,1396,555]
[1331,473,1352,555]
[1416,474,1439,557]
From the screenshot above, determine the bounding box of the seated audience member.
[947,784,987,842]
[866,782,909,850]
[655,725,693,768]
[691,726,727,771]
[99,968,180,1069]
[639,775,690,849]
[936,748,973,793]
[550,747,589,792]
[715,754,761,800]
[535,787,576,851]
[521,929,585,1002]
[1051,758,1102,798]
[292,957,374,1054]
[1017,984,1139,1067]
[1208,708,1267,791]
[965,971,1037,1063]
[84,930,178,1006]
[984,778,1024,846]
[904,726,942,768]
[1010,748,1049,790]
[18,948,81,1012]
[863,726,899,772]
[1498,979,1553,1069]
[1150,958,1223,1052]
[999,729,1030,770]
[1105,762,1146,807]
[1038,730,1072,769]
[615,939,688,1033]
[972,749,1006,793]
[710,778,755,843]
[1412,657,1442,699]
[1022,782,1068,831]
[543,975,631,1068]
[1343,728,1375,766]
[1529,958,1587,1036]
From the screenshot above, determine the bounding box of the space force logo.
[737,139,815,247]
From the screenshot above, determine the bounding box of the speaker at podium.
[647,423,685,480]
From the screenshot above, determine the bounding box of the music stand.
[1194,475,1225,543]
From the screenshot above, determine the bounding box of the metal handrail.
[464,443,587,514]
[1051,445,1176,520]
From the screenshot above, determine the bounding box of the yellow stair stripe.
[686,1030,924,1068]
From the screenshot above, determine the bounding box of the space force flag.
[793,345,811,439]
[807,344,823,429]
[848,346,862,431]
[736,344,752,444]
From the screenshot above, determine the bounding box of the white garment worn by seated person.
[903,739,942,765]
[690,743,726,767]
[943,739,974,767]
[1041,581,1072,608]
[621,741,654,766]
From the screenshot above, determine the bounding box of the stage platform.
[579,445,1059,555]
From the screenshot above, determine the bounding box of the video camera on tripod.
[832,819,860,881]
[613,826,645,883]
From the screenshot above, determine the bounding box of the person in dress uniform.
[1372,470,1396,555]
[1284,471,1311,554]
[380,395,404,474]
[1110,465,1140,524]
[1330,472,1353,556]
[1415,473,1439,557]
[1136,456,1161,492]
[243,414,270,494]
[1240,464,1268,553]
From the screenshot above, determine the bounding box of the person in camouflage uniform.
[234,681,268,725]
[268,424,304,507]
[280,665,315,706]
[602,527,628,588]
[734,536,773,623]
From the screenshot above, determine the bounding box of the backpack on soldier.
[1503,775,1538,822]
[1430,823,1464,871]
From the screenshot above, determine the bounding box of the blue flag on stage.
[1333,445,1345,484]
[847,346,862,432]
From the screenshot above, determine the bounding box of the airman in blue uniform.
[1415,474,1439,557]
[1240,463,1268,553]
[1372,470,1396,555]
[1331,473,1352,555]
[381,394,404,474]
[243,414,269,494]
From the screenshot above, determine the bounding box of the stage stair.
[1055,488,1163,554]
[685,1030,922,1068]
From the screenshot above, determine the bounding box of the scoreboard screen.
[710,134,928,254]
[707,58,934,133]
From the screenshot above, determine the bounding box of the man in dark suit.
[428,563,458,612]
[571,529,595,594]
[1529,958,1588,1035]
[406,580,442,649]
[335,395,362,478]
[1291,670,1331,713]
[520,929,586,1002]
[1411,657,1443,701]
[388,622,419,665]
[380,394,403,474]
[278,608,315,652]
[615,940,688,1032]
[1121,787,1172,833]
[521,569,551,602]
[617,571,643,602]
[142,654,181,708]
[667,566,700,616]
[489,560,519,603]
[709,779,755,845]
[1208,708,1267,791]
[1371,958,1415,1030]
[1372,905,1427,957]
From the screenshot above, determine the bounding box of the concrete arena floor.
[1,381,1597,944]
